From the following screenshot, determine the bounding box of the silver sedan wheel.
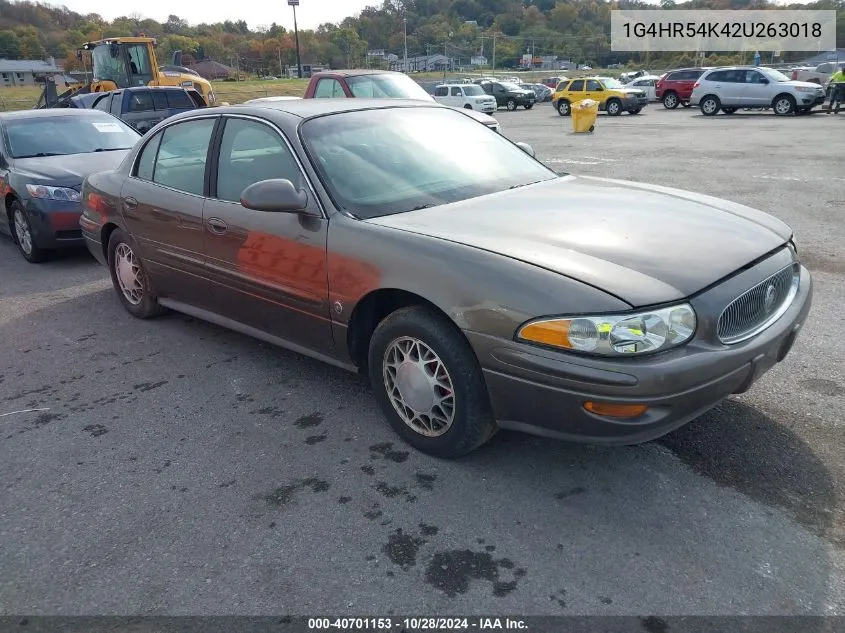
[13,209,32,255]
[382,336,456,437]
[774,97,793,115]
[114,242,144,305]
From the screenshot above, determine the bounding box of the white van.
[433,84,498,113]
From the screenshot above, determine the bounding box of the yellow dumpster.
[572,99,599,133]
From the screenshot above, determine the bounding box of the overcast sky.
[52,0,375,30]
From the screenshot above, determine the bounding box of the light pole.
[288,0,302,79]
[403,17,408,74]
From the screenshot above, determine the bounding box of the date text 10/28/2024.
[308,618,528,630]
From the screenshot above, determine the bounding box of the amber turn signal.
[583,401,648,419]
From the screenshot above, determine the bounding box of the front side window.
[3,114,140,158]
[166,90,194,109]
[128,91,154,112]
[152,118,216,196]
[451,87,462,96]
[93,95,112,112]
[215,118,303,203]
[91,44,128,86]
[586,80,603,91]
[463,85,484,96]
[314,78,345,98]
[125,44,152,76]
[302,107,556,219]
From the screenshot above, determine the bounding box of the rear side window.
[705,70,725,82]
[568,79,585,91]
[151,91,168,110]
[128,91,154,112]
[434,86,448,97]
[93,95,111,112]
[166,90,194,109]
[110,93,123,117]
[135,132,162,181]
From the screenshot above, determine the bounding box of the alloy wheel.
[114,242,144,305]
[13,209,32,256]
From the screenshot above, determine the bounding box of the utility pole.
[531,38,535,70]
[278,47,282,76]
[403,17,408,74]
[492,33,497,76]
[288,0,302,78]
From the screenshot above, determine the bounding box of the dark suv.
[82,87,205,134]
[656,68,708,109]
[477,80,536,110]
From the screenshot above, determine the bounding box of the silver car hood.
[368,175,792,307]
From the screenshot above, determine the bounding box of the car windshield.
[4,115,140,159]
[600,78,624,88]
[302,107,556,219]
[499,82,522,91]
[462,85,485,96]
[347,74,434,101]
[763,69,791,82]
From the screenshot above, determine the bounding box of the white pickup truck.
[790,61,845,87]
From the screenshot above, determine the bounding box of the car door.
[201,115,332,354]
[741,69,773,107]
[566,78,586,104]
[119,115,219,306]
[450,86,464,107]
[584,79,604,103]
[707,70,739,105]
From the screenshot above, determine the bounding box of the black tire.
[773,94,796,116]
[9,199,49,263]
[107,228,165,319]
[722,107,738,114]
[367,306,498,458]
[524,103,533,110]
[662,92,679,109]
[506,98,517,111]
[628,108,642,115]
[700,95,721,116]
[606,98,622,116]
[556,99,570,116]
[463,104,473,110]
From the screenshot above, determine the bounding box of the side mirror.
[515,142,535,157]
[760,78,770,84]
[240,179,308,213]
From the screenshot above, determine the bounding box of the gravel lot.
[1,103,843,616]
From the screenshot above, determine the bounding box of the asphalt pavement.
[0,103,843,616]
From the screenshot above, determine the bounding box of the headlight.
[25,184,81,202]
[516,304,697,357]
[795,86,814,93]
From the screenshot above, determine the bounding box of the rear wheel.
[368,306,498,458]
[556,99,570,116]
[662,92,679,109]
[606,99,622,116]
[11,200,48,263]
[700,95,721,116]
[506,98,517,111]
[107,228,165,319]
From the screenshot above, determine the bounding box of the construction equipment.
[36,37,216,109]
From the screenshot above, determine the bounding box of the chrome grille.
[717,264,800,344]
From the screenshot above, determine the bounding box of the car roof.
[314,69,395,77]
[224,99,443,119]
[0,108,113,120]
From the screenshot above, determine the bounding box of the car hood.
[368,175,792,307]
[455,108,498,126]
[12,151,132,187]
[617,88,646,96]
[779,80,824,89]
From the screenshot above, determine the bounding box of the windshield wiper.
[91,147,129,152]
[509,180,545,190]
[16,152,62,158]
[409,204,434,211]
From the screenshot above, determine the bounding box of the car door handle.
[207,217,228,235]
[123,196,138,210]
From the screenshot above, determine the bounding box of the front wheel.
[107,228,165,319]
[628,108,642,115]
[700,95,721,116]
[606,99,622,116]
[506,98,517,111]
[463,104,473,110]
[722,107,738,114]
[11,200,48,263]
[368,306,498,458]
[773,94,796,116]
[556,100,570,116]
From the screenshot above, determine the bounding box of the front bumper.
[623,95,648,110]
[24,198,84,249]
[467,253,812,445]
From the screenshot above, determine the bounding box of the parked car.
[433,84,497,113]
[79,100,811,457]
[690,66,827,116]
[82,86,205,134]
[0,109,140,262]
[790,61,845,88]
[476,80,537,110]
[522,83,553,102]
[303,69,501,133]
[553,77,648,116]
[624,75,660,102]
[656,68,708,109]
